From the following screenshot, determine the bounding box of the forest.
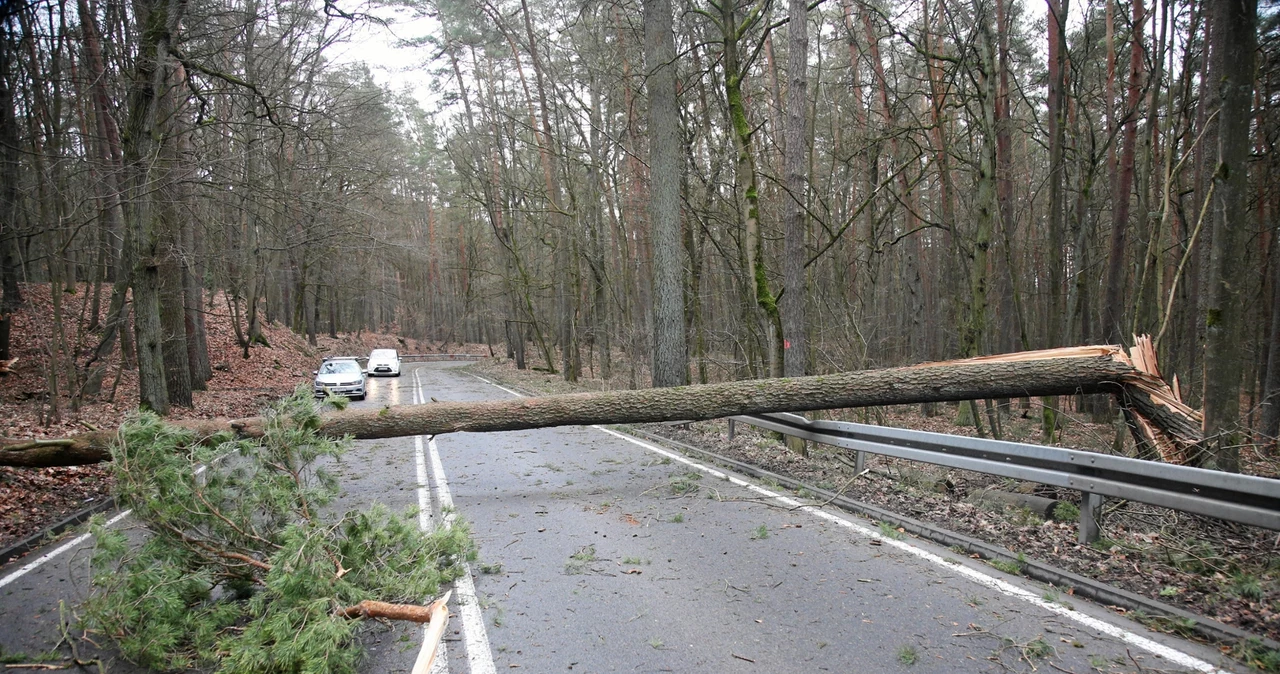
[0,0,1273,471]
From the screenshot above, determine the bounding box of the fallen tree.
[1,343,1203,468]
[82,396,472,673]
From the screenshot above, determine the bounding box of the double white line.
[410,367,496,674]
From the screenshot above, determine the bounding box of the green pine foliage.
[82,388,474,673]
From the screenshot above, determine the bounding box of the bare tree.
[1201,0,1257,471]
[646,0,689,387]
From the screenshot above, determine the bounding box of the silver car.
[367,348,401,377]
[313,358,367,400]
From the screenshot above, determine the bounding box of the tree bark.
[0,16,20,363]
[0,345,1204,468]
[121,0,189,414]
[157,65,192,407]
[1201,0,1257,471]
[1102,0,1145,344]
[518,0,577,382]
[645,0,688,387]
[1262,230,1280,448]
[184,212,210,390]
[1045,0,1068,346]
[780,0,809,378]
[720,0,782,377]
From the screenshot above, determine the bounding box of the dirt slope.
[0,282,483,553]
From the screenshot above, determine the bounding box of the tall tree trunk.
[1102,0,1145,344]
[720,0,782,376]
[586,80,613,381]
[76,0,126,343]
[0,15,20,363]
[1201,0,1257,471]
[781,0,810,378]
[966,6,997,359]
[1046,0,1069,346]
[1262,229,1280,448]
[993,0,1016,355]
[121,0,189,414]
[862,8,925,364]
[519,0,577,382]
[1131,0,1169,337]
[184,212,210,389]
[156,64,191,407]
[645,0,688,387]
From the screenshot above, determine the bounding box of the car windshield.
[320,361,360,375]
[370,350,397,359]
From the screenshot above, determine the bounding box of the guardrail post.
[727,418,736,440]
[1078,492,1103,544]
[855,450,866,474]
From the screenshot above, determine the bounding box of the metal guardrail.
[399,353,485,363]
[731,412,1280,542]
[322,354,485,364]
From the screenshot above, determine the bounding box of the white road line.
[414,435,434,532]
[427,435,496,674]
[410,368,449,674]
[468,374,523,398]
[408,371,435,533]
[593,426,1232,674]
[418,367,496,674]
[467,375,1231,674]
[0,509,131,589]
[0,462,218,588]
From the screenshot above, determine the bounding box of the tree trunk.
[719,0,782,377]
[0,16,20,363]
[0,345,1204,468]
[157,65,191,407]
[1201,0,1257,471]
[780,0,809,378]
[1262,229,1280,449]
[519,0,577,382]
[159,224,192,407]
[645,0,688,387]
[121,0,189,414]
[1102,0,1144,344]
[1045,0,1068,346]
[862,9,925,365]
[965,11,999,364]
[184,214,210,390]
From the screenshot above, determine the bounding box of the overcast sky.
[332,0,1074,122]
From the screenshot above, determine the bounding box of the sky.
[331,0,1076,119]
[328,3,443,110]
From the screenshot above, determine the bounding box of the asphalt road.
[0,362,1243,673]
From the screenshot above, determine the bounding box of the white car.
[367,349,401,377]
[313,358,366,400]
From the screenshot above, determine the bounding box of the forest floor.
[467,359,1280,661]
[0,283,485,555]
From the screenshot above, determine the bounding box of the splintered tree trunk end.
[1114,336,1203,462]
